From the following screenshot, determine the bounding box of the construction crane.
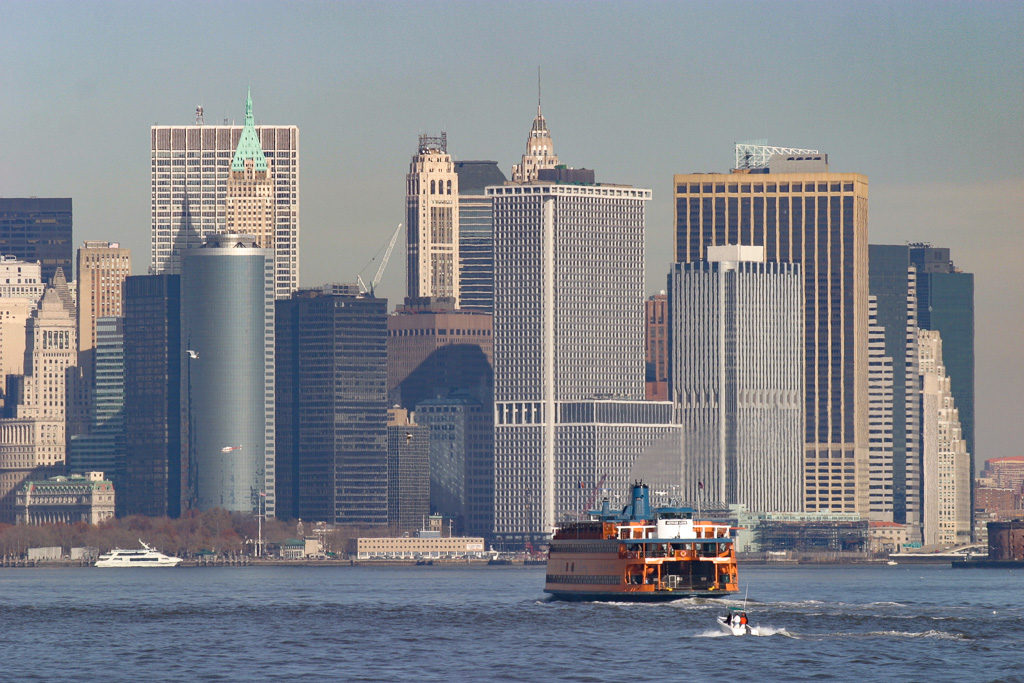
[581,474,608,517]
[357,223,403,296]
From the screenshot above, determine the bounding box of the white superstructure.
[95,540,182,567]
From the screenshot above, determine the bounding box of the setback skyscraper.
[150,97,298,298]
[673,147,869,515]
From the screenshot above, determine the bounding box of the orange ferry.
[545,482,739,601]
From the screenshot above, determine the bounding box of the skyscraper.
[225,90,276,252]
[386,408,429,533]
[668,245,804,513]
[0,257,44,387]
[181,234,275,516]
[918,329,971,547]
[454,160,506,314]
[406,133,459,304]
[510,99,560,182]
[0,285,76,522]
[909,245,974,472]
[867,295,895,521]
[0,198,73,284]
[275,285,388,525]
[416,395,494,536]
[150,97,298,298]
[644,293,669,401]
[122,274,183,517]
[489,171,681,543]
[868,244,922,527]
[76,241,131,355]
[673,148,869,515]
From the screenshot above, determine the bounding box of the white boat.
[716,611,751,636]
[95,540,182,568]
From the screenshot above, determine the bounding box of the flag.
[698,481,704,490]
[579,480,586,489]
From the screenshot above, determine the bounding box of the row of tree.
[0,510,390,557]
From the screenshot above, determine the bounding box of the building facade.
[182,234,275,516]
[0,198,73,283]
[673,153,870,515]
[489,179,681,541]
[406,134,460,303]
[15,472,115,525]
[644,294,669,401]
[275,286,388,524]
[75,241,131,355]
[122,274,183,517]
[668,245,804,513]
[454,160,506,314]
[150,106,298,298]
[0,256,45,387]
[386,408,429,533]
[867,295,895,522]
[909,245,974,475]
[868,244,922,527]
[918,329,971,547]
[386,300,493,410]
[416,395,494,536]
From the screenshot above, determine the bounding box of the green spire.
[231,87,268,173]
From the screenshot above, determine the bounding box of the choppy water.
[1,564,1021,680]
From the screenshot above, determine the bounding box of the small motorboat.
[716,608,751,636]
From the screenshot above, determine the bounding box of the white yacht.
[95,540,182,568]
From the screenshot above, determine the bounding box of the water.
[1,564,1021,681]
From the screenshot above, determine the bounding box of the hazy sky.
[2,1,1022,465]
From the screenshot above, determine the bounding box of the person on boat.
[740,612,748,626]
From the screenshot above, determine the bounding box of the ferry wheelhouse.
[544,482,738,601]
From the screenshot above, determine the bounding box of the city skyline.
[1,1,1021,466]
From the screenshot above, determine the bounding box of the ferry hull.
[545,588,730,602]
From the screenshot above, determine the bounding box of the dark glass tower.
[123,275,182,517]
[0,198,73,283]
[454,160,506,313]
[909,245,975,470]
[868,245,921,525]
[275,286,388,524]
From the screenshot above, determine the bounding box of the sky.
[1,0,1022,466]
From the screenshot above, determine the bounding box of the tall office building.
[406,133,459,303]
[0,198,73,283]
[668,245,804,513]
[868,244,922,527]
[122,275,183,517]
[867,295,895,521]
[275,285,388,524]
[909,245,974,472]
[416,395,494,536]
[0,285,76,522]
[454,160,506,314]
[0,257,44,386]
[386,408,429,533]
[489,174,681,543]
[225,89,276,251]
[68,317,126,510]
[150,98,299,298]
[673,147,870,515]
[76,242,131,355]
[182,234,275,516]
[386,299,493,411]
[918,329,971,547]
[510,100,560,182]
[644,294,669,401]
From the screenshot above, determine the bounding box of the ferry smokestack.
[631,482,650,520]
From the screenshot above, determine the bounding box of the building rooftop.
[230,89,268,173]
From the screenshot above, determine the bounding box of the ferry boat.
[545,482,739,601]
[95,540,182,568]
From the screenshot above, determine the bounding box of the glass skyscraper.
[0,198,72,284]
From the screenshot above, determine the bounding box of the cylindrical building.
[182,234,274,515]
